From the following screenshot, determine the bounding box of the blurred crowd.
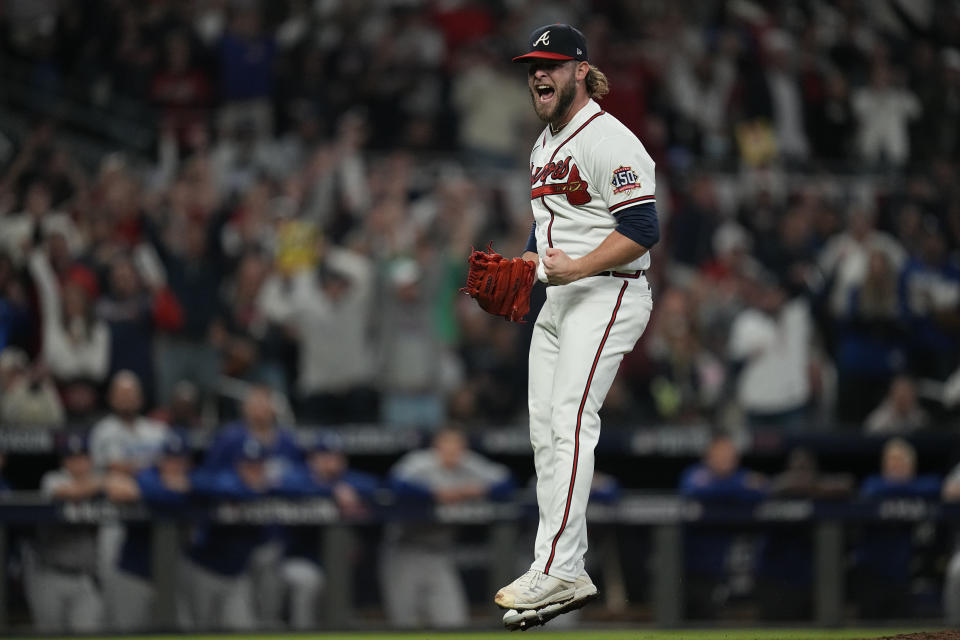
[1,0,960,434]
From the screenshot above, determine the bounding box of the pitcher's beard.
[533,76,577,129]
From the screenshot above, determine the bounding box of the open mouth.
[535,84,555,103]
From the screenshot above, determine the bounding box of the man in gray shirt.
[381,427,514,628]
[24,433,104,632]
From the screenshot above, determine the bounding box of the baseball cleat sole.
[502,589,599,631]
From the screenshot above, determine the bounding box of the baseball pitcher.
[461,23,658,630]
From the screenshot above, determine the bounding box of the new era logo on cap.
[513,24,589,63]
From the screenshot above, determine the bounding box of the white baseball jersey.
[89,415,167,472]
[529,98,655,279]
[523,98,656,583]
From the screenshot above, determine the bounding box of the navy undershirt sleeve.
[524,221,537,253]
[614,202,659,248]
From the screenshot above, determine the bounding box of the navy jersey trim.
[609,194,655,213]
[525,221,538,254]
[614,202,659,248]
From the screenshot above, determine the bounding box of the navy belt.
[546,270,645,287]
[591,270,644,279]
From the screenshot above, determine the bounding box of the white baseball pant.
[380,544,469,628]
[180,560,256,630]
[528,274,652,581]
[945,549,960,625]
[105,568,154,630]
[23,548,104,632]
[249,540,285,626]
[280,557,325,629]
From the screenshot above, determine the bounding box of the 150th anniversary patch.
[611,166,640,194]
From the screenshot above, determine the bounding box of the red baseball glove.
[460,245,536,322]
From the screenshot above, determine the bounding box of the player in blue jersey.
[184,438,300,630]
[202,386,304,625]
[203,386,303,477]
[104,430,193,630]
[854,438,940,619]
[277,434,380,628]
[678,433,767,619]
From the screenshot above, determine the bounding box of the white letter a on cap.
[534,31,550,46]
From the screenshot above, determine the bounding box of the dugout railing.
[3,423,960,480]
[1,424,958,630]
[0,493,955,631]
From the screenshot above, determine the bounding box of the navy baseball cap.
[162,430,190,457]
[239,438,268,462]
[513,24,588,63]
[58,432,88,457]
[310,432,344,454]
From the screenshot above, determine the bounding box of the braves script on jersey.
[529,98,656,282]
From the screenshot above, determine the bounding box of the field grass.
[19,629,933,640]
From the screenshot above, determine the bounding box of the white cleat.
[571,570,598,600]
[502,607,543,631]
[502,571,599,631]
[494,569,576,610]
